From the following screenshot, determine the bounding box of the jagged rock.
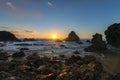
[73,51,80,54]
[0,31,19,41]
[105,23,120,47]
[84,33,107,52]
[108,73,120,80]
[0,53,104,80]
[0,52,10,60]
[26,53,40,61]
[65,55,83,65]
[12,51,25,58]
[12,51,25,61]
[83,55,96,64]
[65,31,82,43]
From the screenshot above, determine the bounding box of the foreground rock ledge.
[0,52,105,80]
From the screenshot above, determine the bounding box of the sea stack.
[65,31,82,43]
[84,33,107,52]
[105,23,120,47]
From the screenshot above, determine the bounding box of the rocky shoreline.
[0,51,110,80]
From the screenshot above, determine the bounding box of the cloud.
[48,1,53,6]
[6,2,16,10]
[0,26,10,29]
[24,30,33,33]
[10,30,35,38]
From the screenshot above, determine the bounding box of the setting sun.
[52,34,57,39]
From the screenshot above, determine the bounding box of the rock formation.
[105,23,120,47]
[0,31,19,41]
[23,38,37,41]
[0,52,104,80]
[111,73,120,80]
[65,31,82,43]
[84,33,107,52]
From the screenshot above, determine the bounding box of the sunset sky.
[0,0,120,39]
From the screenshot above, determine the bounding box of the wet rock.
[26,53,40,61]
[26,53,43,69]
[60,45,67,48]
[12,51,25,58]
[56,72,73,80]
[83,55,96,64]
[65,55,83,65]
[0,52,104,80]
[108,73,120,80]
[0,52,10,60]
[20,48,29,51]
[84,33,107,52]
[12,51,25,62]
[73,51,80,54]
[86,40,91,43]
[105,23,120,47]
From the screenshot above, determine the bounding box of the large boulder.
[105,23,120,47]
[85,33,107,52]
[65,31,81,43]
[0,31,19,41]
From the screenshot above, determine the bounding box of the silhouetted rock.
[65,31,82,43]
[105,23,120,47]
[0,31,19,41]
[86,40,91,43]
[23,38,37,41]
[84,33,107,52]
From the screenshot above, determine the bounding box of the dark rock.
[59,55,65,58]
[0,31,19,41]
[84,33,107,52]
[83,55,96,64]
[73,51,80,54]
[65,31,81,43]
[0,52,104,80]
[65,55,83,65]
[60,45,67,48]
[12,51,25,58]
[86,40,91,43]
[105,23,120,47]
[20,48,29,51]
[26,53,40,61]
[0,52,10,60]
[108,73,120,80]
[23,38,37,41]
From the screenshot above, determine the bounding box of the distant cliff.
[0,31,19,41]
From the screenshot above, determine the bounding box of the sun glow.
[52,34,58,39]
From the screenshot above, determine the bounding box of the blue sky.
[0,0,120,39]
